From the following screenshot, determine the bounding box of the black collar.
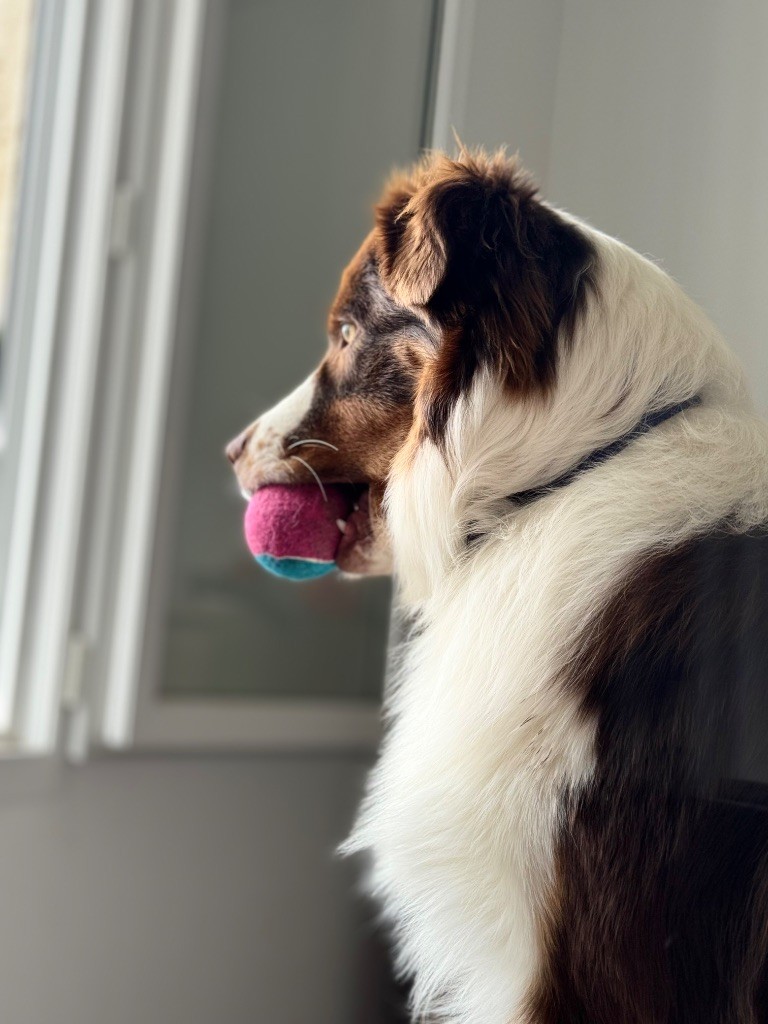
[507,395,702,509]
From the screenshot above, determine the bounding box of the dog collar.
[507,395,702,510]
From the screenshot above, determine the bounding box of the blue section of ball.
[254,554,336,580]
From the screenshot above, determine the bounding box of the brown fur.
[289,238,429,489]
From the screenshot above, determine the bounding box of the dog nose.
[225,426,253,465]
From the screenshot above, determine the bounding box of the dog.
[226,148,768,1023]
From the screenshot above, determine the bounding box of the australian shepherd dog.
[227,149,768,1023]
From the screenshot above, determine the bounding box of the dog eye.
[339,322,357,347]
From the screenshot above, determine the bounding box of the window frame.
[0,0,90,747]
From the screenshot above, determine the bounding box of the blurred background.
[0,1,767,1021]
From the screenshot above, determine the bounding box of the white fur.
[243,372,316,469]
[233,373,318,493]
[256,372,316,437]
[345,224,768,1023]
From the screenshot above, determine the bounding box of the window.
[0,0,441,756]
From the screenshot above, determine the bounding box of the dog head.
[226,149,598,581]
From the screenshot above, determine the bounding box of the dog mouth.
[335,484,373,571]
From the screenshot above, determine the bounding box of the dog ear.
[375,152,595,439]
[375,176,447,308]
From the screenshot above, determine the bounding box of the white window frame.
[0,0,93,750]
[93,0,209,751]
[1,0,147,755]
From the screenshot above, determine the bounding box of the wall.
[435,0,565,184]
[547,0,768,414]
[0,754,380,1024]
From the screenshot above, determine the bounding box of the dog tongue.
[244,483,353,573]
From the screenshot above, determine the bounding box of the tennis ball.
[244,483,351,580]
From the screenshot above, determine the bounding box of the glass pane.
[0,0,34,390]
[0,0,35,729]
[156,0,436,700]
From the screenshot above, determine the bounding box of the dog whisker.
[286,438,339,452]
[289,455,327,502]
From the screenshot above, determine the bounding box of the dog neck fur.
[387,221,754,606]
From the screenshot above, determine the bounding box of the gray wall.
[547,0,768,414]
[0,755,377,1024]
[439,0,565,184]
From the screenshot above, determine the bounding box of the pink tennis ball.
[244,483,351,580]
